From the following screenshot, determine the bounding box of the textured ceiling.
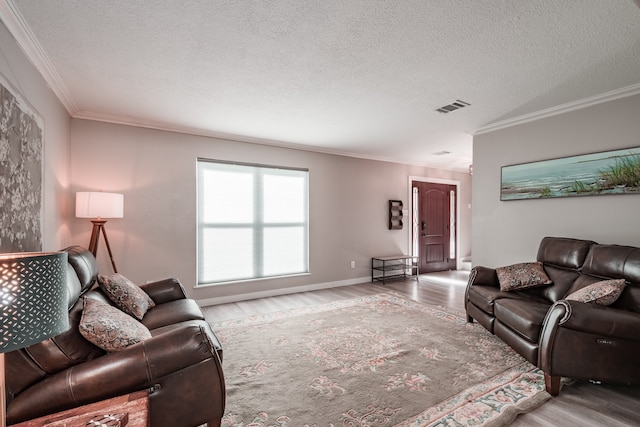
[3,0,640,171]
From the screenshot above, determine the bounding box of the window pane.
[200,228,253,282]
[263,226,306,276]
[263,173,306,223]
[202,169,253,223]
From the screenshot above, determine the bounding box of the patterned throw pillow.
[566,279,627,306]
[98,273,155,320]
[79,298,152,352]
[496,261,552,291]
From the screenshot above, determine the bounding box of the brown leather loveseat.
[5,246,225,427]
[466,236,640,396]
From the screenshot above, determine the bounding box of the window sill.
[195,272,311,288]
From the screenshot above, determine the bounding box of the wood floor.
[201,271,640,426]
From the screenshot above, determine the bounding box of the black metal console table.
[371,255,419,284]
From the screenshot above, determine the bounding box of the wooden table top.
[10,391,148,427]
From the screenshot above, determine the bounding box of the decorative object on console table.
[75,191,124,273]
[388,200,403,230]
[372,255,418,284]
[0,252,69,427]
[86,413,128,427]
[9,391,148,427]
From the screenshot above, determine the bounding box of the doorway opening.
[410,178,459,273]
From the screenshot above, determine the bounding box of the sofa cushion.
[496,262,552,291]
[582,244,640,283]
[536,237,595,269]
[98,273,155,320]
[467,285,502,314]
[494,321,539,365]
[141,299,205,330]
[65,264,83,309]
[566,279,627,306]
[63,246,98,292]
[494,298,551,343]
[466,303,495,332]
[613,285,640,313]
[79,298,152,352]
[467,284,546,315]
[577,244,640,313]
[540,265,581,303]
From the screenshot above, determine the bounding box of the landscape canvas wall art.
[0,75,43,251]
[501,147,640,201]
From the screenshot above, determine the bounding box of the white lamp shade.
[75,192,124,219]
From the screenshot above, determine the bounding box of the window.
[197,159,309,285]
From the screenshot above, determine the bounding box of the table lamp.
[76,191,124,273]
[1,252,70,427]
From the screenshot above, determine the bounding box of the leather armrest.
[7,324,221,424]
[139,278,187,304]
[545,300,640,341]
[468,266,499,288]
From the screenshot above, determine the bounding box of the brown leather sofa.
[5,246,225,427]
[465,236,640,395]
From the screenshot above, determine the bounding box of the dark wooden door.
[413,182,457,273]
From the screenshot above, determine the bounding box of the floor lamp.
[76,191,124,273]
[1,252,70,427]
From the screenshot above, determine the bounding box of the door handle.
[421,221,427,230]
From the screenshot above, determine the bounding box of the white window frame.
[197,159,309,285]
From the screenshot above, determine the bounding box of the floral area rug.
[209,293,551,427]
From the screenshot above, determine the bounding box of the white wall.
[472,93,640,268]
[0,21,71,250]
[70,119,472,304]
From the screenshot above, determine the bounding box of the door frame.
[407,176,461,271]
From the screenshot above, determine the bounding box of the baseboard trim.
[197,276,372,307]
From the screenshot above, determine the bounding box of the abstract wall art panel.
[0,75,43,251]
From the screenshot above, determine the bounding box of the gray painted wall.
[472,93,640,268]
[70,119,472,303]
[2,13,472,304]
[0,21,71,250]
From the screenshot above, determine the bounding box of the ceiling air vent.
[436,99,470,114]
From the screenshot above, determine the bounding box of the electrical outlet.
[350,260,356,269]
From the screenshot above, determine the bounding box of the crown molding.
[474,83,640,135]
[1,1,460,172]
[0,0,78,113]
[73,111,469,173]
